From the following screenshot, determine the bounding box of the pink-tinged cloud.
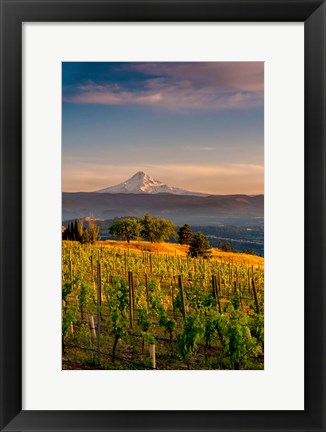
[129,62,264,94]
[63,62,264,111]
[64,82,262,110]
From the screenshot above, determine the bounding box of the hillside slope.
[95,240,264,266]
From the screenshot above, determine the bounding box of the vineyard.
[62,240,264,370]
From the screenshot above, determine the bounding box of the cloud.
[63,62,264,111]
[129,62,264,93]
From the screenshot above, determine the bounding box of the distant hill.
[62,192,264,226]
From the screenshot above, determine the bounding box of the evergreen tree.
[188,232,212,258]
[178,224,193,245]
[74,220,79,241]
[67,223,71,240]
[62,226,68,240]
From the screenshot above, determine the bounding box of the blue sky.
[62,62,264,194]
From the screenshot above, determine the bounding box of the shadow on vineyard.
[62,241,264,370]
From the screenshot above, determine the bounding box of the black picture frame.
[0,0,325,431]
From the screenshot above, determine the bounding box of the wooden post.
[178,275,187,319]
[128,271,134,328]
[89,315,96,338]
[228,261,231,284]
[145,274,150,309]
[248,267,251,295]
[97,260,102,364]
[251,277,260,314]
[212,275,221,313]
[216,277,222,314]
[171,278,176,320]
[219,266,223,290]
[130,270,135,309]
[69,259,73,283]
[149,254,153,274]
[212,275,217,299]
[239,283,244,310]
[124,250,127,275]
[149,344,156,369]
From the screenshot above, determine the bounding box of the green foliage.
[80,229,91,244]
[142,332,156,345]
[137,306,151,333]
[62,280,73,301]
[62,304,78,340]
[87,218,100,244]
[78,323,92,347]
[218,240,236,253]
[109,218,141,243]
[158,306,176,339]
[139,213,177,243]
[177,316,204,364]
[63,218,100,244]
[188,232,212,258]
[110,308,128,339]
[78,281,92,311]
[202,309,219,349]
[62,241,264,370]
[216,305,262,369]
[111,276,129,312]
[178,224,193,245]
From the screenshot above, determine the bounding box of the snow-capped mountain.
[95,171,207,196]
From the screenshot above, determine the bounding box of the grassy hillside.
[97,239,264,266]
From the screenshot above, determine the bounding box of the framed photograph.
[0,0,325,431]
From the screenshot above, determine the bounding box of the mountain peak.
[95,171,208,196]
[132,171,146,178]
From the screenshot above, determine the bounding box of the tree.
[77,219,84,240]
[109,218,141,243]
[87,218,100,244]
[62,218,99,244]
[140,214,177,243]
[188,232,212,258]
[242,248,256,256]
[217,240,236,253]
[73,220,79,241]
[139,213,156,243]
[178,224,193,245]
[80,229,91,244]
[155,218,177,242]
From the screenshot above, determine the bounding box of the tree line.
[108,214,211,258]
[63,214,212,258]
[62,218,100,244]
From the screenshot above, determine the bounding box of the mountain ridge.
[95,171,208,196]
[62,192,264,225]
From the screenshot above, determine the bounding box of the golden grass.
[98,240,264,267]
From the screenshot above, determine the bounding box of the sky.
[62,62,264,194]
